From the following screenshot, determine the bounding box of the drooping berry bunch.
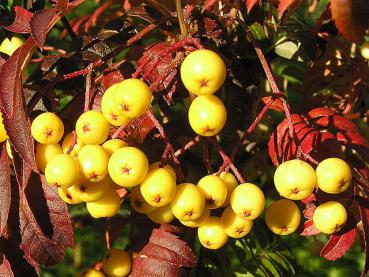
[266,158,352,235]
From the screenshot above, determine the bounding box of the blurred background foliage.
[1,0,368,276]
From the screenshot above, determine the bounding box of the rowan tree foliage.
[0,0,369,276]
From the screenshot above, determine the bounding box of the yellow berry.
[274,159,316,200]
[78,268,104,277]
[61,132,85,157]
[113,79,152,119]
[140,168,176,207]
[131,186,156,214]
[45,154,79,188]
[0,36,24,56]
[35,143,63,173]
[313,201,347,234]
[361,41,369,60]
[221,206,253,238]
[6,140,12,160]
[102,139,128,156]
[219,171,238,207]
[77,145,109,182]
[316,158,352,194]
[0,112,8,143]
[73,177,110,202]
[198,216,228,249]
[102,248,131,277]
[149,162,176,180]
[31,112,64,144]
[180,49,226,95]
[230,183,265,220]
[198,175,227,209]
[75,110,110,145]
[171,183,205,221]
[108,147,149,187]
[265,199,301,235]
[180,208,210,228]
[86,188,121,218]
[147,205,174,224]
[188,95,227,136]
[58,185,82,205]
[101,84,131,126]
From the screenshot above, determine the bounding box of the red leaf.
[131,256,184,277]
[303,203,316,220]
[0,40,37,171]
[278,0,297,19]
[245,0,260,13]
[202,0,217,12]
[131,228,196,276]
[359,198,369,276]
[302,193,316,204]
[127,113,156,144]
[307,107,336,118]
[55,0,68,12]
[30,9,55,49]
[185,0,200,17]
[203,17,222,39]
[2,6,33,34]
[0,254,14,277]
[320,227,357,260]
[0,144,11,235]
[330,0,369,42]
[301,219,320,236]
[262,96,284,112]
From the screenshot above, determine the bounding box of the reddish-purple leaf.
[301,219,320,236]
[320,227,357,260]
[359,199,369,276]
[245,0,260,13]
[30,9,55,49]
[131,256,184,277]
[330,0,369,42]
[262,96,284,112]
[2,6,33,34]
[303,203,316,220]
[55,0,68,12]
[278,0,296,19]
[0,40,37,171]
[127,113,156,144]
[0,144,11,235]
[203,17,222,39]
[185,0,200,17]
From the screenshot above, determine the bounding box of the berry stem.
[175,0,189,37]
[174,136,200,157]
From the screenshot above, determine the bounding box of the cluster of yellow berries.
[266,158,352,235]
[79,248,131,277]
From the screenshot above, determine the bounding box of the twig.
[174,136,200,156]
[84,65,93,111]
[61,17,78,40]
[175,0,189,37]
[203,138,213,174]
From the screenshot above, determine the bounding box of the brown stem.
[176,0,189,37]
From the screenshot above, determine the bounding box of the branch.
[175,0,189,37]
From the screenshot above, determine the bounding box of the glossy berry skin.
[171,183,205,221]
[113,79,152,119]
[130,186,156,214]
[180,49,226,95]
[102,139,127,156]
[74,177,110,202]
[77,145,109,182]
[149,162,176,180]
[86,188,121,218]
[75,110,110,145]
[274,159,316,200]
[316,158,352,194]
[198,175,227,209]
[31,112,64,144]
[265,199,301,235]
[198,216,228,250]
[361,41,369,60]
[313,201,347,234]
[62,132,85,157]
[147,205,174,224]
[180,208,210,228]
[58,186,82,205]
[219,171,238,207]
[188,95,227,137]
[230,183,265,220]
[36,143,63,173]
[6,140,12,159]
[45,154,79,188]
[140,168,176,207]
[101,84,131,126]
[108,147,149,187]
[0,36,24,56]
[78,268,104,277]
[221,206,253,238]
[0,112,8,143]
[102,249,131,277]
